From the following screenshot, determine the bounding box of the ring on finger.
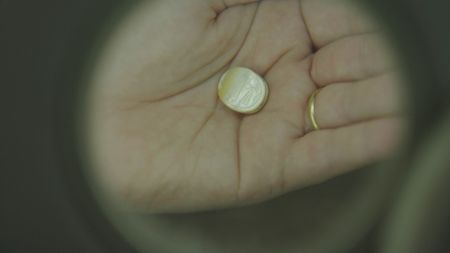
[307,89,321,131]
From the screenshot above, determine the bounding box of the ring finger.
[306,71,404,130]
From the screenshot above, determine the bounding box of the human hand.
[87,0,403,212]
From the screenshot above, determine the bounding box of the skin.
[87,0,404,213]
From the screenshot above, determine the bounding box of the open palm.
[88,0,402,212]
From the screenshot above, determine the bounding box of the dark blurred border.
[0,0,449,252]
[0,0,137,252]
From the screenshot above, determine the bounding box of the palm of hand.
[89,0,400,212]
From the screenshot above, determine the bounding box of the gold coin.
[218,67,269,114]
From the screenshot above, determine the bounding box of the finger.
[311,33,396,86]
[301,0,380,48]
[309,72,403,129]
[229,0,311,74]
[284,117,403,191]
[209,0,260,20]
[223,0,260,6]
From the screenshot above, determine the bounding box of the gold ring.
[307,89,321,130]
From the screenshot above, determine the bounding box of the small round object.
[218,67,269,114]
